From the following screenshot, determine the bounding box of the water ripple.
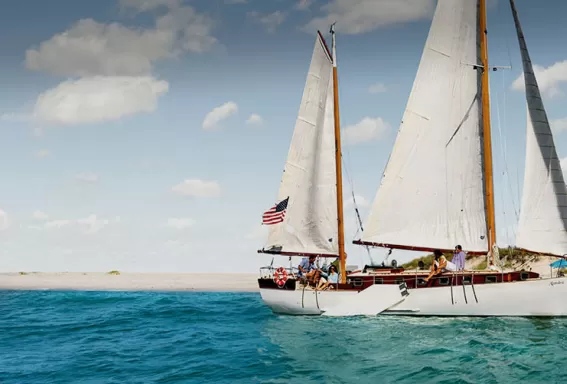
[1,290,567,383]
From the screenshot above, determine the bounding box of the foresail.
[263,33,338,256]
[361,0,488,252]
[511,0,567,256]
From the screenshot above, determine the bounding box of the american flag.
[262,197,289,225]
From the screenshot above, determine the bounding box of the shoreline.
[0,272,260,292]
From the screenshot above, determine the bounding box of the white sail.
[263,33,338,256]
[510,0,567,256]
[361,0,488,252]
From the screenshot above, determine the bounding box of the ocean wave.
[1,291,567,383]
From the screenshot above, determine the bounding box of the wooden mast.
[330,23,347,284]
[479,0,497,262]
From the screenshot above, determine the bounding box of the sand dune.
[0,272,260,292]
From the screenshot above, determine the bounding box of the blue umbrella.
[549,259,567,268]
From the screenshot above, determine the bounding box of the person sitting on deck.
[424,250,445,283]
[452,245,466,271]
[316,265,339,291]
[440,253,457,272]
[298,255,317,279]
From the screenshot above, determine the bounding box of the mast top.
[330,22,337,67]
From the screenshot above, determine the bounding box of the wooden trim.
[257,249,339,258]
[352,240,487,255]
[479,0,497,258]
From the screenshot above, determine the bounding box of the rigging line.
[341,148,375,264]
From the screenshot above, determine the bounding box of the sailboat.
[257,0,567,317]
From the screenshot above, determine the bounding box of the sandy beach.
[0,256,560,293]
[0,272,260,292]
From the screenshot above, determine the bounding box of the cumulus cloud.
[345,194,369,208]
[368,82,387,94]
[0,210,10,231]
[119,0,180,12]
[35,150,50,158]
[512,60,567,98]
[245,225,268,240]
[25,10,216,77]
[343,117,390,145]
[44,220,71,230]
[295,0,314,10]
[0,113,31,123]
[248,11,287,33]
[202,102,238,130]
[171,179,221,197]
[75,172,99,183]
[32,211,49,221]
[41,214,118,234]
[561,158,567,180]
[304,0,435,35]
[77,214,111,234]
[167,217,196,229]
[33,76,168,125]
[22,3,215,127]
[246,113,264,126]
[551,117,567,134]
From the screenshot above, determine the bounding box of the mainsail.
[510,0,567,256]
[359,0,488,252]
[262,32,338,257]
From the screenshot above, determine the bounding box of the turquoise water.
[1,291,566,383]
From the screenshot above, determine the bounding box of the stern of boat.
[257,266,326,315]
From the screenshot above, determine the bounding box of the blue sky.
[1,0,567,272]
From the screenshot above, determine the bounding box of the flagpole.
[330,23,347,284]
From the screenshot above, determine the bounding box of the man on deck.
[298,255,317,279]
[452,245,466,271]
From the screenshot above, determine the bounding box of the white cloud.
[550,117,567,134]
[167,217,196,229]
[171,179,221,197]
[76,173,99,183]
[343,117,390,145]
[23,3,215,127]
[44,219,72,230]
[246,113,264,126]
[202,101,238,130]
[35,150,50,158]
[77,214,111,234]
[33,76,168,126]
[0,210,10,231]
[32,211,49,221]
[26,10,215,77]
[0,113,31,123]
[248,11,287,33]
[368,82,387,94]
[40,215,118,233]
[345,194,369,208]
[304,0,435,35]
[295,0,314,10]
[512,60,567,98]
[246,225,268,240]
[119,0,180,12]
[561,158,567,180]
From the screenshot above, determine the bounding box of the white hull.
[260,277,567,317]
